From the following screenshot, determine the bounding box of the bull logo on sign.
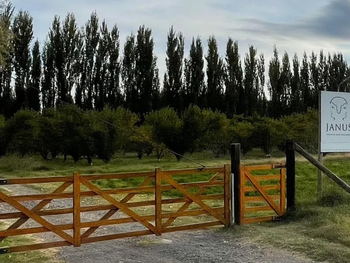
[330,96,348,121]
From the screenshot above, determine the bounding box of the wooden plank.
[0,224,72,237]
[73,172,81,247]
[244,170,281,215]
[253,175,280,181]
[82,171,155,180]
[280,168,286,215]
[6,176,73,185]
[80,176,154,239]
[0,192,74,202]
[162,174,222,229]
[163,221,223,233]
[155,168,162,236]
[244,206,273,213]
[240,166,245,225]
[162,167,223,176]
[245,195,280,202]
[294,142,350,194]
[79,207,225,228]
[242,216,276,224]
[0,191,74,244]
[224,164,230,226]
[161,181,224,190]
[0,181,72,243]
[161,173,226,224]
[245,165,275,171]
[82,230,153,244]
[244,185,280,192]
[80,177,158,235]
[6,241,71,253]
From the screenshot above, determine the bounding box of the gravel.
[0,184,317,263]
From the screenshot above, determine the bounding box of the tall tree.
[42,40,55,109]
[82,12,99,110]
[162,26,184,111]
[62,13,79,104]
[94,20,109,111]
[290,53,301,113]
[12,10,33,111]
[106,24,122,109]
[205,35,224,111]
[122,33,136,112]
[257,53,267,115]
[224,38,243,117]
[183,37,204,109]
[134,25,159,117]
[243,45,259,116]
[279,51,292,115]
[309,51,319,108]
[0,1,14,117]
[300,52,310,111]
[28,40,40,111]
[268,46,281,118]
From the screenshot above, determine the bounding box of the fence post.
[223,164,231,227]
[286,140,296,211]
[231,143,241,225]
[155,168,162,236]
[73,172,81,247]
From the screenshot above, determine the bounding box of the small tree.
[201,109,230,157]
[5,110,38,157]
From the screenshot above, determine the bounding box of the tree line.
[0,106,318,163]
[0,8,349,119]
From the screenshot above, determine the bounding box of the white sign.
[320,91,350,152]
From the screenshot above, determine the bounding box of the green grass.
[1,151,350,262]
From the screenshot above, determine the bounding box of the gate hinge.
[0,180,8,185]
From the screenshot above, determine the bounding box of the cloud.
[236,0,350,43]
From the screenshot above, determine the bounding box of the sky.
[10,0,350,81]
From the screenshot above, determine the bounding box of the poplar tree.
[224,38,243,117]
[106,25,122,109]
[12,10,33,111]
[162,26,184,111]
[28,40,40,111]
[183,37,204,108]
[206,35,224,111]
[134,25,159,117]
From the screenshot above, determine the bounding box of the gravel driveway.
[0,185,317,263]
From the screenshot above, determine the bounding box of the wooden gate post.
[231,143,241,225]
[73,172,81,247]
[155,168,162,236]
[286,140,296,211]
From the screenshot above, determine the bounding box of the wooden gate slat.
[80,177,158,235]
[0,191,74,244]
[162,173,226,224]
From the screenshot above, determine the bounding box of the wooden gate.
[0,165,230,253]
[239,164,286,224]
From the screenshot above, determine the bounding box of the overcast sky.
[10,0,350,79]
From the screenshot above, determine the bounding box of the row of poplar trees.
[1,8,349,119]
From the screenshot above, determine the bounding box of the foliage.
[5,109,38,157]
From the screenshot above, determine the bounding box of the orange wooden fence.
[239,164,286,224]
[0,165,230,253]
